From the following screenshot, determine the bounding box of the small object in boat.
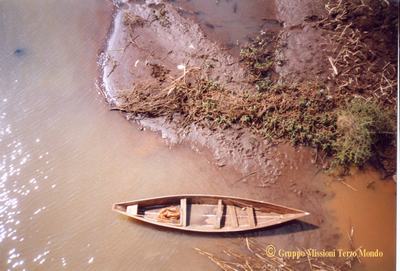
[113,194,310,233]
[158,206,180,220]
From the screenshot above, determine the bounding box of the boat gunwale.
[113,194,308,213]
[112,194,310,233]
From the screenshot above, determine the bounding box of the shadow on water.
[13,48,26,57]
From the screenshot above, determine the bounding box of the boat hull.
[112,194,309,233]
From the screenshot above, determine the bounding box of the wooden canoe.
[112,194,309,233]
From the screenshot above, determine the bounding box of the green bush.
[334,98,394,166]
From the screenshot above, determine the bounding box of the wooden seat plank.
[228,205,239,228]
[180,198,187,226]
[247,207,256,227]
[214,200,223,229]
[127,204,138,216]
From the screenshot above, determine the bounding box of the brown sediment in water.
[324,167,396,271]
[98,0,396,269]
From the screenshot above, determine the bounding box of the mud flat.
[99,0,397,269]
[101,0,397,175]
[101,0,275,179]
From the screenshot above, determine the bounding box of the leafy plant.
[333,98,394,166]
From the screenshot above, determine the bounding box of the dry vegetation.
[318,0,397,107]
[196,239,359,271]
[316,0,397,171]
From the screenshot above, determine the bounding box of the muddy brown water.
[0,1,396,270]
[171,0,281,55]
[325,169,396,271]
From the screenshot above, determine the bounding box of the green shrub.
[333,98,394,166]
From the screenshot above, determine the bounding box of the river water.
[0,1,395,270]
[0,1,233,270]
[325,169,396,271]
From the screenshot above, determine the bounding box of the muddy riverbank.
[101,0,396,176]
[99,0,397,270]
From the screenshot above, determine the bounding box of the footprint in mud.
[13,48,26,57]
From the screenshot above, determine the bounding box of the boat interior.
[114,196,305,231]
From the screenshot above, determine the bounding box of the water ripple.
[0,115,52,270]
